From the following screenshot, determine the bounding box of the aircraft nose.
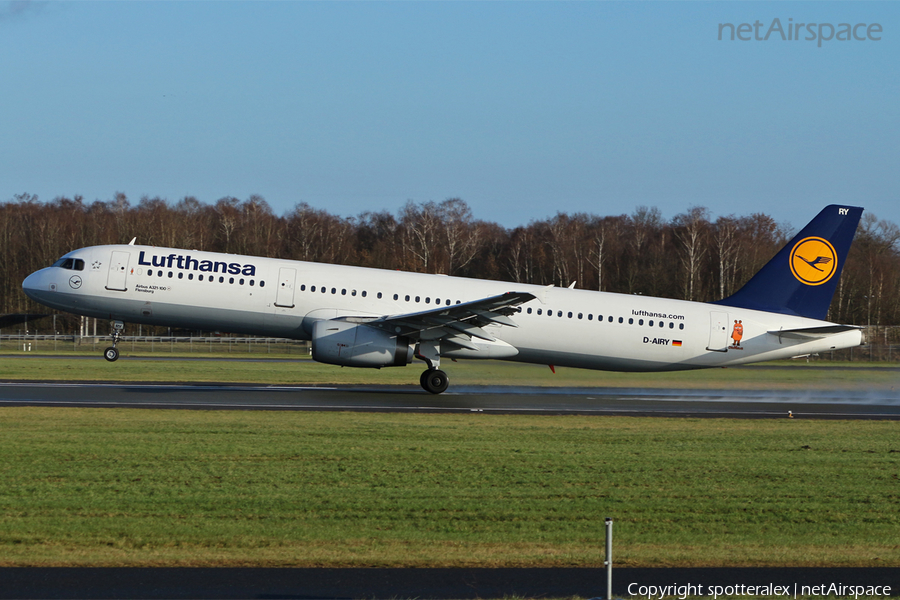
[22,269,48,302]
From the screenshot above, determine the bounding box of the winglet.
[128,237,136,246]
[715,205,862,320]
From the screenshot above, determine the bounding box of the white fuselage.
[22,244,862,372]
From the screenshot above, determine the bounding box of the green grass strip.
[0,408,897,567]
[2,356,899,389]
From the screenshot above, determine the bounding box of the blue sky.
[1,1,897,231]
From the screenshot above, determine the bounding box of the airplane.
[22,205,863,394]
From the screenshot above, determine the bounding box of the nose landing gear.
[104,320,124,362]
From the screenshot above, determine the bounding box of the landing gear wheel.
[421,369,449,394]
[104,347,120,362]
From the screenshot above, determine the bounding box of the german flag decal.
[672,340,683,347]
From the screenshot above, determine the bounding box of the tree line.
[3,193,899,330]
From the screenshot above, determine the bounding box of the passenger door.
[706,311,729,352]
[105,251,130,291]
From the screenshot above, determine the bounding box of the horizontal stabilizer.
[768,325,861,340]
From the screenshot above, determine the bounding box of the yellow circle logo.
[790,237,837,286]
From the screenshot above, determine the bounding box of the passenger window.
[229,277,235,284]
[527,308,533,314]
[362,291,367,297]
[679,323,684,330]
[260,281,265,288]
[669,322,674,329]
[342,289,347,295]
[659,321,664,328]
[250,280,255,286]
[425,297,430,304]
[649,320,653,327]
[178,272,184,279]
[351,290,357,296]
[405,295,410,302]
[239,279,244,285]
[311,286,316,292]
[219,276,224,283]
[377,292,383,299]
[148,271,153,277]
[168,272,174,278]
[446,300,451,305]
[415,296,420,302]
[331,288,336,294]
[557,311,562,317]
[301,285,306,291]
[588,314,592,320]
[568,312,573,318]
[393,294,399,300]
[188,273,193,280]
[609,316,613,323]
[537,309,542,315]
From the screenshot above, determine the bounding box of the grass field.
[2,354,900,389]
[1,407,898,568]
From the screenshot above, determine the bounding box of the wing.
[366,291,536,350]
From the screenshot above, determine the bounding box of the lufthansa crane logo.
[790,237,837,286]
[68,275,83,289]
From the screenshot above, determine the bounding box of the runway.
[1,379,899,419]
[2,566,898,599]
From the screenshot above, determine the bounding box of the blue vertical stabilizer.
[715,205,863,320]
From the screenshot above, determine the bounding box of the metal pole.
[605,517,613,600]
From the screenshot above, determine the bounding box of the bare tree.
[438,198,481,275]
[672,206,710,301]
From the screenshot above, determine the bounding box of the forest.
[2,193,899,332]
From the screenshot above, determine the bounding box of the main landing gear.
[104,320,124,362]
[420,368,449,394]
[417,339,449,394]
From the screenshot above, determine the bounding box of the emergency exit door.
[275,267,297,308]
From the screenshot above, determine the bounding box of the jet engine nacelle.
[311,319,413,368]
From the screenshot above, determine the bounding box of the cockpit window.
[52,257,85,271]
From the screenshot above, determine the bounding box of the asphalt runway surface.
[2,567,898,599]
[1,378,899,419]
